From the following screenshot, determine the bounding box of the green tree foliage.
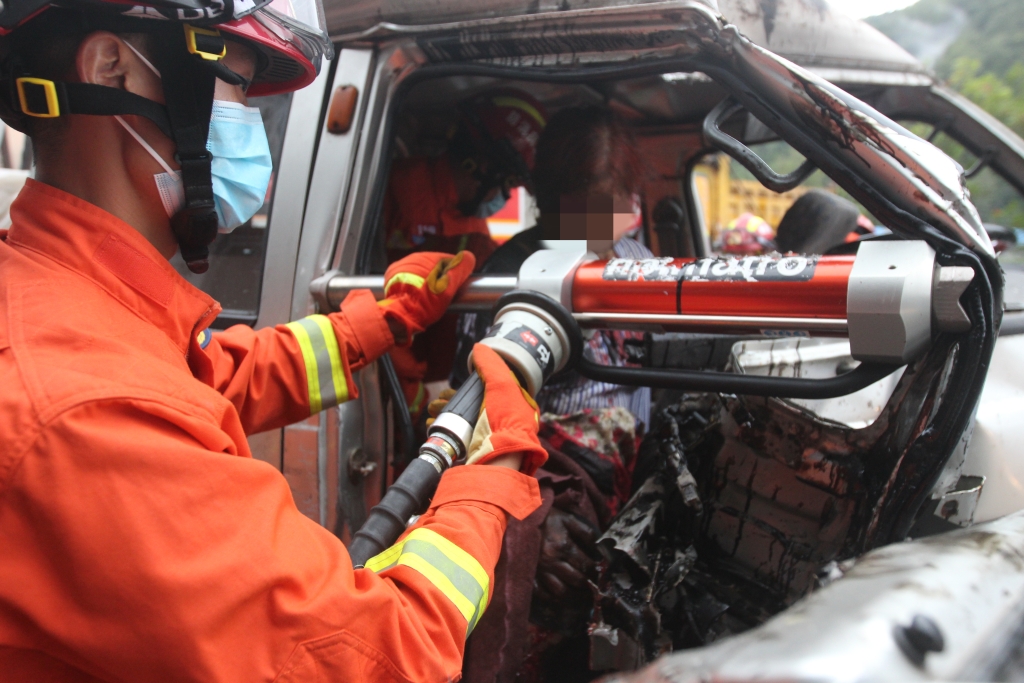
[870,0,1024,228]
[943,57,1024,227]
[933,0,1024,81]
[868,0,1024,80]
[949,58,1024,138]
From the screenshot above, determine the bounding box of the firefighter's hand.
[379,251,476,345]
[464,344,548,475]
[535,507,600,599]
[425,387,457,428]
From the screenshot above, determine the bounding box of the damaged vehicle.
[170,0,1024,680]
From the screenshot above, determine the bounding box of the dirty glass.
[172,92,293,328]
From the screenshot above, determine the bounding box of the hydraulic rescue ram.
[318,241,975,364]
[330,241,977,567]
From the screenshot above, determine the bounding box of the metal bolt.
[347,448,377,482]
[893,614,944,666]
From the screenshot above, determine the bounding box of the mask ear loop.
[117,40,176,175]
[114,115,177,176]
[123,40,162,79]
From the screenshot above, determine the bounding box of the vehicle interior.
[170,73,1024,331]
[335,64,1017,673]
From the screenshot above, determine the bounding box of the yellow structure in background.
[693,154,809,243]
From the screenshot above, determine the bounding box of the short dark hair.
[0,10,90,140]
[0,8,152,144]
[531,105,645,216]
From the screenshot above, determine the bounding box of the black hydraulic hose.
[347,457,442,567]
[348,372,487,567]
[350,290,581,568]
[378,353,417,466]
[438,372,486,421]
[576,357,901,399]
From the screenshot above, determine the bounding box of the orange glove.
[379,251,476,344]
[465,343,548,476]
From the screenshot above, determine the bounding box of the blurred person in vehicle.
[0,4,546,681]
[718,212,776,254]
[384,88,547,264]
[443,105,653,682]
[384,89,547,419]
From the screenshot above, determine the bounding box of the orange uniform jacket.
[383,155,497,263]
[0,180,541,682]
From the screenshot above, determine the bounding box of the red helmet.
[0,0,331,272]
[0,0,330,96]
[452,88,548,193]
[720,213,776,255]
[473,89,547,171]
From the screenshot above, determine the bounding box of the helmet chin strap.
[151,27,219,274]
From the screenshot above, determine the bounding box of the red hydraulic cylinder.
[571,255,855,334]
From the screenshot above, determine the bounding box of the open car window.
[899,121,1024,312]
[691,138,878,258]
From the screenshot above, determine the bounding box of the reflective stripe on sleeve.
[384,272,425,295]
[365,527,490,635]
[285,315,349,414]
[409,381,426,415]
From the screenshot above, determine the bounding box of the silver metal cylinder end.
[933,266,974,333]
[428,412,475,455]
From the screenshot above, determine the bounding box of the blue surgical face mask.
[205,101,273,232]
[119,103,272,233]
[475,188,509,218]
[116,42,273,233]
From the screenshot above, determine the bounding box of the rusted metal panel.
[247,428,282,471]
[283,415,321,522]
[327,0,719,38]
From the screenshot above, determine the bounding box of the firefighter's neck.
[35,116,179,259]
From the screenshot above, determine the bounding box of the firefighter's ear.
[76,32,130,89]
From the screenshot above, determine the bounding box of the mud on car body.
[172,0,1024,679]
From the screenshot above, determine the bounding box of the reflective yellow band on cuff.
[366,527,490,635]
[409,381,426,415]
[384,272,425,295]
[285,315,349,414]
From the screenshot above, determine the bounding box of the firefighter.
[384,88,547,265]
[384,89,547,419]
[0,3,543,681]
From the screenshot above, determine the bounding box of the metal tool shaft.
[325,274,516,312]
